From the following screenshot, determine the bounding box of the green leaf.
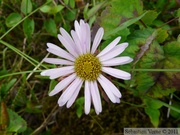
[21,0,32,15]
[64,0,69,5]
[69,0,75,8]
[86,1,106,19]
[64,10,77,21]
[75,97,84,118]
[141,10,159,25]
[126,28,165,94]
[40,4,64,14]
[153,28,168,43]
[48,80,58,94]
[7,109,27,133]
[144,98,163,109]
[40,5,51,13]
[145,107,160,127]
[103,11,148,39]
[23,18,34,38]
[5,13,22,27]
[44,19,57,37]
[50,5,64,14]
[99,0,144,39]
[0,78,17,99]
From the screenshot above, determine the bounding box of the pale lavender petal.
[59,28,77,51]
[97,37,121,57]
[85,23,91,53]
[97,75,117,103]
[43,58,74,65]
[115,97,120,103]
[58,34,78,57]
[91,28,104,54]
[66,81,83,108]
[74,20,81,39]
[58,77,83,106]
[98,74,122,98]
[47,43,75,61]
[99,43,128,62]
[41,66,74,79]
[71,30,83,54]
[49,73,76,96]
[84,81,91,114]
[102,56,133,66]
[79,20,87,53]
[102,67,131,80]
[90,81,102,114]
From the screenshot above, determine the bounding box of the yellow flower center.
[74,53,102,81]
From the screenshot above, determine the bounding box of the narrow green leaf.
[23,18,34,38]
[86,1,106,19]
[145,107,160,127]
[103,11,148,39]
[5,13,22,27]
[44,19,57,36]
[0,78,17,100]
[21,0,32,15]
[7,109,27,133]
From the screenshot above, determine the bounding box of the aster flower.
[41,20,133,115]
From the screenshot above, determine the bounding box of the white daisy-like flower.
[41,20,133,115]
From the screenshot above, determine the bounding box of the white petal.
[85,23,91,53]
[79,20,87,53]
[97,37,121,57]
[84,81,91,114]
[49,73,76,96]
[47,43,75,61]
[58,34,78,57]
[115,97,120,103]
[90,81,102,114]
[99,43,128,61]
[97,75,117,103]
[102,56,133,66]
[71,30,83,54]
[102,67,131,80]
[66,81,83,108]
[74,20,81,39]
[58,77,83,106]
[91,28,104,54]
[47,42,60,50]
[41,66,74,79]
[59,28,77,52]
[98,74,122,98]
[43,58,74,65]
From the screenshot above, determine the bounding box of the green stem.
[126,68,180,72]
[0,70,42,79]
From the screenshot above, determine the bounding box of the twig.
[30,105,59,135]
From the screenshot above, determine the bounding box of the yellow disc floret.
[74,53,102,81]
